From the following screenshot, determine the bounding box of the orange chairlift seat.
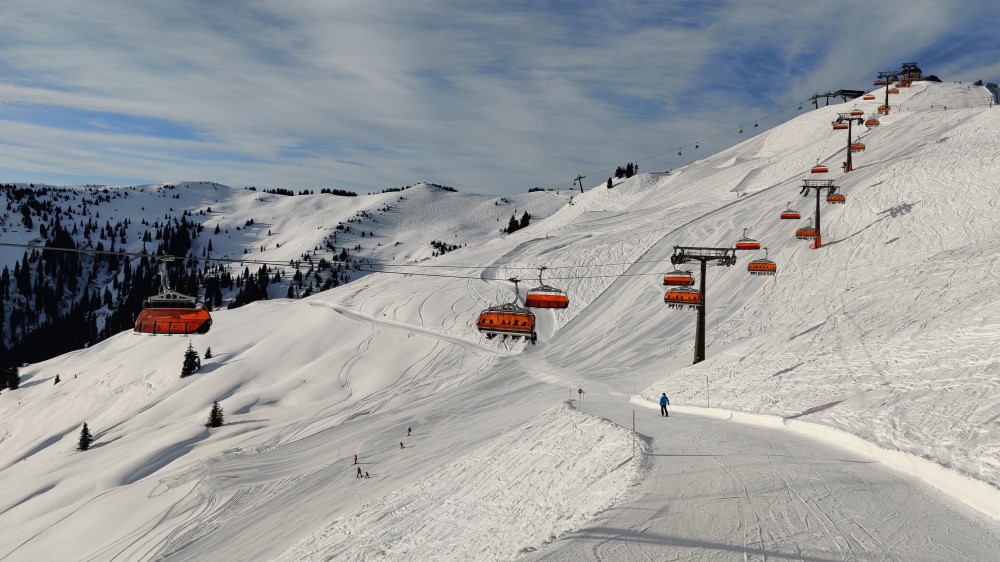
[663,269,695,286]
[476,279,536,340]
[887,88,900,94]
[735,228,761,250]
[849,108,864,116]
[832,122,848,130]
[524,267,569,309]
[863,95,876,100]
[811,164,829,174]
[865,118,881,127]
[796,218,819,240]
[827,192,846,204]
[664,286,702,309]
[850,141,866,152]
[877,105,890,115]
[747,248,777,276]
[134,259,212,335]
[780,202,801,220]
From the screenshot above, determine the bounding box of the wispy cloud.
[0,1,997,194]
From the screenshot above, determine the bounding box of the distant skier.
[407,427,412,437]
[354,454,358,464]
[400,441,405,449]
[364,471,370,479]
[356,466,363,478]
[660,393,670,417]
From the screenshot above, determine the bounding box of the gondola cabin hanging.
[850,142,866,152]
[827,193,846,204]
[663,270,695,286]
[524,267,569,309]
[878,105,890,115]
[780,202,801,220]
[832,123,848,130]
[134,258,212,335]
[849,108,864,116]
[865,118,881,127]
[735,228,761,250]
[664,287,702,309]
[811,164,829,174]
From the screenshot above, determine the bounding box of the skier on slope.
[660,393,670,417]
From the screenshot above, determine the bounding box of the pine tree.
[204,347,212,359]
[181,342,201,378]
[78,423,93,451]
[206,401,224,427]
[1,363,19,390]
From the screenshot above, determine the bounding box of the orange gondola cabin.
[850,142,866,152]
[664,287,702,309]
[811,165,829,174]
[827,193,846,204]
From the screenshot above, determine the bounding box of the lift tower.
[669,246,737,364]
[835,112,865,172]
[877,71,897,115]
[798,179,840,249]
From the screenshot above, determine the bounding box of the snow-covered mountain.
[2,81,999,561]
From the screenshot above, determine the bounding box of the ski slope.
[2,81,1000,560]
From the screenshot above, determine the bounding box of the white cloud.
[0,0,996,194]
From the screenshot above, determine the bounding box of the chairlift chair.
[664,286,702,309]
[735,228,761,251]
[663,270,695,286]
[747,248,777,276]
[134,258,212,335]
[796,218,819,240]
[524,267,569,309]
[476,278,537,339]
[780,202,801,220]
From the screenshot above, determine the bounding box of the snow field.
[273,403,642,561]
[2,82,999,560]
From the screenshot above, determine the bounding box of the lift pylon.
[835,112,865,172]
[798,179,839,249]
[669,246,737,364]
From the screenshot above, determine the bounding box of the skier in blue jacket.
[659,393,670,417]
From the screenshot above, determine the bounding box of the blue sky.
[1,1,997,196]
